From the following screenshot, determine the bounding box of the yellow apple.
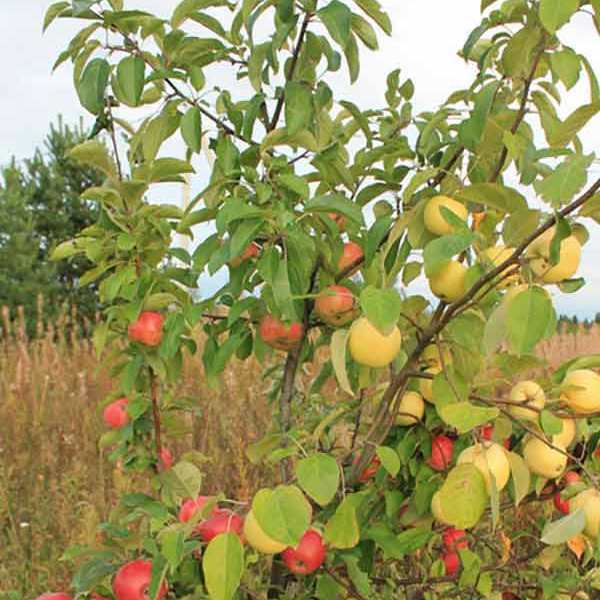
[457,442,511,492]
[396,391,425,426]
[424,195,468,236]
[243,510,287,554]
[571,488,600,539]
[419,366,442,403]
[481,245,518,288]
[553,418,576,448]
[561,369,600,414]
[431,491,452,525]
[428,260,467,303]
[527,227,582,283]
[348,317,402,368]
[421,343,452,367]
[522,437,566,479]
[507,380,546,422]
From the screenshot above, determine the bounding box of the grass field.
[1,305,599,596]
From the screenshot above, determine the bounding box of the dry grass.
[1,305,600,596]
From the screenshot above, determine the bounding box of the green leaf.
[507,287,553,355]
[541,508,585,545]
[548,105,600,148]
[148,158,195,182]
[439,402,500,434]
[116,55,145,107]
[318,1,352,48]
[181,107,203,153]
[352,0,392,34]
[438,464,488,529]
[457,184,527,213]
[161,461,203,499]
[324,493,363,549]
[550,48,581,90]
[285,81,313,135]
[316,574,342,599]
[252,486,312,546]
[458,81,500,149]
[202,533,244,600]
[305,193,364,225]
[160,527,185,570]
[540,410,564,436]
[359,286,401,335]
[44,1,69,31]
[68,140,116,177]
[376,446,400,477]
[343,32,360,83]
[296,453,340,506]
[351,13,378,49]
[423,231,476,277]
[278,173,309,199]
[507,451,531,506]
[330,329,354,396]
[272,257,297,321]
[77,58,110,115]
[539,0,579,34]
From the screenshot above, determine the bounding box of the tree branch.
[149,367,162,469]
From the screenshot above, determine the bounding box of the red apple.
[442,527,468,551]
[481,424,493,441]
[337,242,364,274]
[564,471,581,485]
[428,435,454,472]
[554,471,582,514]
[103,397,129,429]
[443,552,460,577]
[197,509,244,542]
[158,447,173,470]
[128,312,164,347]
[314,285,357,327]
[282,530,327,575]
[328,212,347,231]
[35,595,73,600]
[113,559,167,600]
[595,446,600,458]
[259,315,304,351]
[178,496,212,523]
[353,455,381,483]
[230,242,260,267]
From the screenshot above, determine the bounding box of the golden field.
[1,304,599,596]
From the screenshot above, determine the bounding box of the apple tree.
[42,0,600,598]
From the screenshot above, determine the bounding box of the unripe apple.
[561,369,600,414]
[428,435,454,471]
[178,496,212,523]
[571,488,600,538]
[230,242,260,267]
[35,595,73,600]
[113,559,168,600]
[198,509,244,542]
[424,195,468,236]
[259,315,304,351]
[421,343,452,367]
[527,227,581,283]
[507,380,545,421]
[442,527,468,551]
[431,491,452,526]
[428,260,467,303]
[158,447,173,470]
[328,212,347,231]
[103,397,129,429]
[419,366,441,403]
[354,455,381,482]
[314,285,357,327]
[443,551,460,576]
[396,391,425,426]
[348,317,402,368]
[457,442,511,492]
[337,241,364,274]
[481,245,518,288]
[282,529,327,575]
[127,311,164,347]
[553,418,576,448]
[243,510,287,554]
[522,437,567,479]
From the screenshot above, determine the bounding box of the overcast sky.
[2,1,600,317]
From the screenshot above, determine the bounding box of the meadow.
[1,304,599,596]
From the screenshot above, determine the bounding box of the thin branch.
[149,367,162,469]
[430,145,465,188]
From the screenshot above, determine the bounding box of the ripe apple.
[354,455,381,482]
[443,551,460,577]
[314,285,357,327]
[198,509,244,542]
[428,435,454,471]
[522,437,567,479]
[423,195,468,236]
[103,397,129,429]
[443,527,468,551]
[282,529,327,575]
[481,423,494,441]
[507,380,546,422]
[35,595,73,600]
[527,227,581,283]
[328,212,347,231]
[259,315,304,351]
[571,488,600,538]
[428,260,467,303]
[481,245,518,288]
[348,317,402,368]
[113,559,168,600]
[230,242,260,268]
[431,491,452,526]
[553,418,576,448]
[457,442,510,492]
[561,369,600,414]
[243,510,287,554]
[178,496,212,523]
[127,312,164,347]
[337,241,364,274]
[396,391,425,426]
[158,447,173,470]
[419,366,441,403]
[554,491,570,515]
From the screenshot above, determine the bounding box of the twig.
[149,367,162,467]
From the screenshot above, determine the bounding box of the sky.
[2,0,600,317]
